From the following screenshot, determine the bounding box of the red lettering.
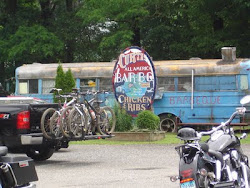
[202,96,208,104]
[168,96,221,105]
[217,96,220,104]
[196,96,200,105]
[211,96,216,104]
[170,97,175,104]
[183,96,188,104]
[177,97,182,104]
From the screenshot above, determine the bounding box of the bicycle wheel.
[59,106,73,138]
[97,106,116,135]
[50,111,63,139]
[68,108,88,138]
[41,108,56,139]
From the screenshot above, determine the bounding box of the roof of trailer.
[154,59,248,76]
[16,62,115,79]
[16,59,250,79]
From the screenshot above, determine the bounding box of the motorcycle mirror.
[240,95,250,105]
[240,133,247,140]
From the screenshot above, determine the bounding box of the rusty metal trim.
[175,117,248,127]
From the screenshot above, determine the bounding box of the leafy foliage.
[8,25,63,63]
[64,69,76,93]
[135,110,160,131]
[0,0,249,92]
[55,64,65,91]
[113,103,133,132]
[54,64,75,102]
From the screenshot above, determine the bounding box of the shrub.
[135,110,160,131]
[64,68,75,93]
[113,103,133,132]
[54,64,75,102]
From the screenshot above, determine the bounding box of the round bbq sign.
[112,46,156,116]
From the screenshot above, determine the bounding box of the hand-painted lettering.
[169,96,221,105]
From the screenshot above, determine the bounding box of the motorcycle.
[171,95,250,188]
[0,146,38,188]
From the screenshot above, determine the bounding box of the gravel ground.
[34,144,180,188]
[9,144,250,188]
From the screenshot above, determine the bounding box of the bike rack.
[33,132,114,142]
[70,134,114,141]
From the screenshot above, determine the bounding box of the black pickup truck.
[0,97,69,161]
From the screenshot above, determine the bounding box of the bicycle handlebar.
[79,90,110,96]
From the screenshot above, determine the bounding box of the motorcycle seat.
[208,149,224,166]
[200,143,224,166]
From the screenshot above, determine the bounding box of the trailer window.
[19,79,38,94]
[99,78,112,91]
[42,79,55,94]
[178,77,191,91]
[158,77,175,91]
[195,75,237,91]
[240,75,248,90]
[80,79,96,92]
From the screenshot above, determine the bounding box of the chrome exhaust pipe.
[241,162,249,188]
[216,160,222,181]
[170,176,179,182]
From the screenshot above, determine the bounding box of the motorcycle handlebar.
[198,108,245,137]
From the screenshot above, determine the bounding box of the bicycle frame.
[83,98,101,129]
[51,93,77,137]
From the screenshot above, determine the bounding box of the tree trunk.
[5,0,17,14]
[0,63,5,86]
[65,0,74,62]
[39,0,56,27]
[132,21,141,47]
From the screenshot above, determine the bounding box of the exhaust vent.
[221,47,236,62]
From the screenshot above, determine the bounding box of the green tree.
[0,0,250,91]
[77,0,148,61]
[8,25,63,64]
[64,68,75,93]
[55,64,65,92]
[185,0,250,58]
[141,0,191,60]
[54,64,75,102]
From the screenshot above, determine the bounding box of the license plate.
[180,180,196,188]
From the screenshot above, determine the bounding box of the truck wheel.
[26,147,55,161]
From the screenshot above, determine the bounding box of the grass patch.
[70,132,250,145]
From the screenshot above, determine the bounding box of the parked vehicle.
[171,95,250,187]
[0,146,38,187]
[13,48,250,132]
[0,97,68,161]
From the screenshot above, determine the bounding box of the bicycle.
[68,90,116,138]
[40,88,77,139]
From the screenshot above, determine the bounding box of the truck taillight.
[17,111,30,129]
